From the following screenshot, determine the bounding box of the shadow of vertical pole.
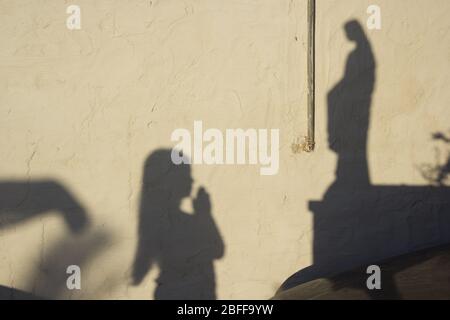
[304,0,316,152]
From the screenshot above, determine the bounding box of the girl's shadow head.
[142,149,193,202]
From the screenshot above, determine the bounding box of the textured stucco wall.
[0,0,449,299]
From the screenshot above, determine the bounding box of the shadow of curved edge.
[274,244,450,300]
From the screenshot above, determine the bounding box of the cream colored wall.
[0,0,448,299]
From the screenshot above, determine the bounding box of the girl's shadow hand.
[193,187,211,215]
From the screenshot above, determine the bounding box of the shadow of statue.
[131,149,224,299]
[327,20,374,188]
[279,20,450,299]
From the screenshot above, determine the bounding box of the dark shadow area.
[0,180,89,233]
[25,230,111,299]
[279,20,450,299]
[0,285,42,300]
[131,149,224,299]
[0,230,110,300]
[274,244,450,300]
[0,179,95,299]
